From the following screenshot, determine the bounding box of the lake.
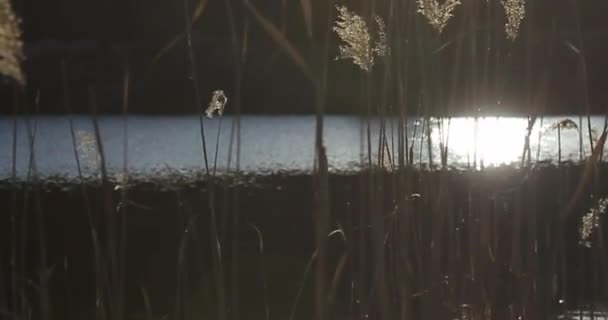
[1,115,606,185]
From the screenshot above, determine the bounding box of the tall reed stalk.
[5,1,608,320]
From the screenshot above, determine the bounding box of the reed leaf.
[245,0,313,81]
[192,0,208,22]
[152,0,209,63]
[299,0,313,39]
[560,129,608,221]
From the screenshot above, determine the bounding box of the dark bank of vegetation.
[2,0,608,319]
[2,165,608,319]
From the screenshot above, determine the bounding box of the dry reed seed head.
[206,89,228,118]
[373,15,390,57]
[76,130,100,172]
[579,197,608,248]
[333,5,390,72]
[416,0,462,34]
[0,0,24,85]
[500,0,526,41]
[333,5,372,71]
[545,118,579,134]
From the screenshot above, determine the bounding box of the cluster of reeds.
[237,0,608,319]
[2,0,608,320]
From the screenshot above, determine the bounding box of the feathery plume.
[416,0,461,34]
[373,15,390,58]
[500,0,526,41]
[333,5,389,72]
[0,0,24,85]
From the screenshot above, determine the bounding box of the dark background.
[2,0,608,115]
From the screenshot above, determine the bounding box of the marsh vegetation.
[2,0,608,320]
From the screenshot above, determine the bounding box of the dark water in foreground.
[0,115,607,185]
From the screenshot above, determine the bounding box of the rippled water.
[0,115,606,182]
[559,310,608,320]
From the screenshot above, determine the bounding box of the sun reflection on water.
[433,117,539,168]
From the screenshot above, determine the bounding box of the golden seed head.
[333,5,389,72]
[206,89,228,119]
[500,0,526,41]
[416,0,462,34]
[0,0,25,85]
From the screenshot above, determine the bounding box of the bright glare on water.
[433,118,531,167]
[423,117,602,167]
[426,116,602,168]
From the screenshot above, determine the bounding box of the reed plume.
[333,5,389,72]
[500,0,526,41]
[0,0,24,85]
[206,89,228,118]
[416,0,461,34]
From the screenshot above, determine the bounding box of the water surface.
[1,115,606,184]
